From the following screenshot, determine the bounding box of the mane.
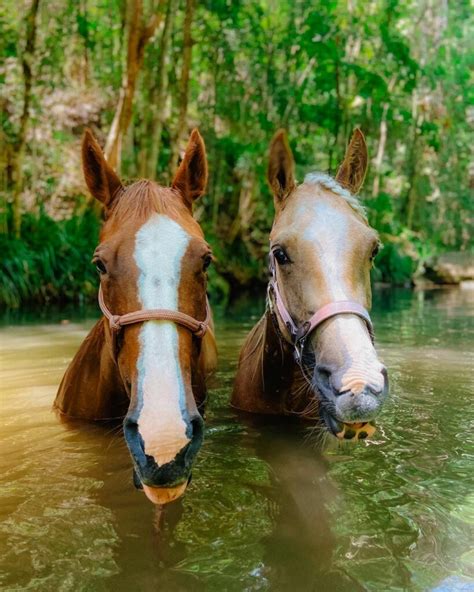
[303,172,368,222]
[108,179,187,225]
[238,313,320,420]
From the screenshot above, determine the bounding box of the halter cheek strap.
[267,251,374,366]
[98,285,211,363]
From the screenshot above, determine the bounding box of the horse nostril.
[186,416,204,459]
[366,372,387,396]
[315,366,332,390]
[123,417,134,436]
[190,416,204,439]
[123,417,147,458]
[123,416,138,436]
[366,385,382,397]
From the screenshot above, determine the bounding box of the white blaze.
[300,199,384,394]
[301,201,351,302]
[134,214,191,466]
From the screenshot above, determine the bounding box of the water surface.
[1,288,473,591]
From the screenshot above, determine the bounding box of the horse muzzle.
[315,367,389,441]
[335,385,385,422]
[124,415,204,504]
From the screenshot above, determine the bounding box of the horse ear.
[82,129,123,209]
[336,129,368,194]
[172,129,208,210]
[268,130,296,205]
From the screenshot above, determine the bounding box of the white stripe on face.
[298,197,383,393]
[301,200,351,302]
[134,214,191,466]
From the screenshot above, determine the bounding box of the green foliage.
[0,208,232,308]
[1,0,473,307]
[0,210,100,308]
[372,242,415,285]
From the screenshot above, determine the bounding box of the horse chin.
[141,481,188,505]
[321,409,377,442]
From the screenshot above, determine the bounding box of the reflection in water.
[0,287,473,591]
[235,418,367,592]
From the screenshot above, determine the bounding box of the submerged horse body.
[232,129,388,439]
[54,129,217,504]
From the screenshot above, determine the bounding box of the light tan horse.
[232,130,388,441]
[54,129,217,504]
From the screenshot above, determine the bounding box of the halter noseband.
[267,250,374,367]
[98,285,211,363]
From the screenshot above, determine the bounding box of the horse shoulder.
[53,318,129,421]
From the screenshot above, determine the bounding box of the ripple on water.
[1,288,473,591]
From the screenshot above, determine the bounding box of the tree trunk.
[281,57,316,127]
[104,0,161,172]
[403,88,423,230]
[328,44,342,172]
[12,0,40,238]
[143,0,176,179]
[167,0,196,179]
[372,102,389,197]
[78,0,90,86]
[372,76,397,197]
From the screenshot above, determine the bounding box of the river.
[1,287,473,591]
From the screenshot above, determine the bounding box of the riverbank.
[2,209,473,309]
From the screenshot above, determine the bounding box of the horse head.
[266,129,388,439]
[82,129,216,503]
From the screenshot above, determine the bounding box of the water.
[1,288,473,592]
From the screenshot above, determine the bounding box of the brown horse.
[232,129,388,441]
[54,129,217,504]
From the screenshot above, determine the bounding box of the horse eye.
[371,244,380,260]
[273,247,290,265]
[203,254,212,271]
[94,259,107,274]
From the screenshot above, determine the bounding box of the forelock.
[107,180,186,225]
[303,172,368,222]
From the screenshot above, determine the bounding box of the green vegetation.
[0,209,100,308]
[1,0,472,307]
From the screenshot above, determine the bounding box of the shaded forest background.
[1,0,472,307]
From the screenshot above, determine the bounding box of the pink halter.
[98,285,211,363]
[267,250,374,365]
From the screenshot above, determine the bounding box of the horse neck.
[192,325,217,410]
[55,306,216,421]
[232,309,317,417]
[263,311,318,416]
[54,318,129,420]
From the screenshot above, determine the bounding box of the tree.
[11,0,40,237]
[1,0,473,305]
[167,0,196,178]
[104,0,161,171]
[141,0,176,178]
